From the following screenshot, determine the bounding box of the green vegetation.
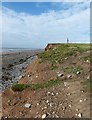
[83,79,92,92]
[38,44,90,65]
[61,66,83,74]
[11,79,61,92]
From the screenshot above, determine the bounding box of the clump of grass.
[11,84,31,91]
[11,79,61,92]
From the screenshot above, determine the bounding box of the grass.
[61,66,83,74]
[11,79,61,92]
[38,44,90,65]
[83,79,92,92]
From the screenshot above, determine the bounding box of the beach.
[1,49,43,91]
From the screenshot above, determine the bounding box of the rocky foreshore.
[1,50,43,91]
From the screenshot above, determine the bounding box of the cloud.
[1,2,90,48]
[2,0,92,2]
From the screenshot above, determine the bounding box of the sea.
[0,48,38,53]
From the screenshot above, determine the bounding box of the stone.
[47,92,50,94]
[51,92,54,96]
[69,104,72,108]
[28,74,31,77]
[76,71,81,75]
[36,75,38,78]
[79,100,83,102]
[67,75,72,79]
[87,76,90,80]
[46,100,49,103]
[58,73,64,77]
[56,93,59,95]
[37,103,39,106]
[25,103,32,108]
[78,113,82,118]
[76,109,79,111]
[42,114,47,119]
[86,60,90,63]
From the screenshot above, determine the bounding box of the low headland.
[1,43,91,118]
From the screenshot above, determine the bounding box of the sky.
[0,2,90,49]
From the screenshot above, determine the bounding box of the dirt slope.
[2,44,91,118]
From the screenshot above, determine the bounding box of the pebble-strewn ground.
[1,44,91,119]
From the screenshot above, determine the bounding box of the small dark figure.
[67,38,69,43]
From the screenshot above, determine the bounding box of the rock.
[81,90,84,93]
[87,76,90,80]
[86,60,90,63]
[76,109,79,111]
[42,114,47,119]
[69,104,72,108]
[25,103,32,108]
[76,71,81,75]
[67,93,71,96]
[51,92,54,96]
[37,103,39,106]
[56,93,59,95]
[79,100,83,102]
[67,75,72,79]
[28,74,31,77]
[46,100,49,103]
[47,92,50,94]
[78,113,82,118]
[65,57,68,60]
[36,75,38,78]
[58,73,64,77]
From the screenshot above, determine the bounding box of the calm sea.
[0,48,36,53]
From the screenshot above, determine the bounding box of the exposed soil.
[1,45,91,119]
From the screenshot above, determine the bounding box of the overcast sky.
[0,2,90,48]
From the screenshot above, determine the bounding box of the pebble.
[86,60,90,63]
[76,71,81,75]
[87,76,90,80]
[25,104,32,108]
[47,92,50,94]
[42,114,47,119]
[79,100,83,102]
[37,103,39,106]
[67,75,72,79]
[36,75,38,78]
[28,74,31,77]
[56,93,59,95]
[58,73,64,77]
[51,92,54,96]
[69,104,72,108]
[67,93,71,96]
[78,113,82,118]
[76,108,79,111]
[46,100,49,103]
